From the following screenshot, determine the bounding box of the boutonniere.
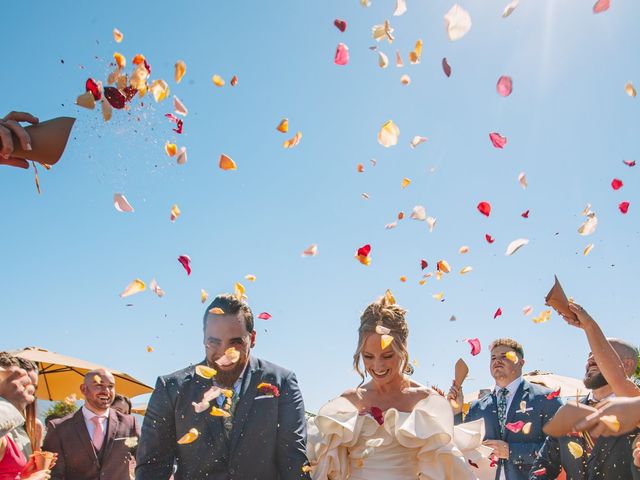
[257,382,280,397]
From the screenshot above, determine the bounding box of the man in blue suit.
[450,338,563,480]
[136,293,311,480]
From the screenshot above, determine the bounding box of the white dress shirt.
[493,377,523,480]
[82,405,109,445]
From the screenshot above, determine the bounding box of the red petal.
[619,201,630,214]
[442,58,452,78]
[370,406,384,425]
[334,19,347,32]
[593,0,610,13]
[489,456,498,468]
[489,132,507,149]
[505,421,525,433]
[521,210,530,218]
[420,259,428,270]
[467,338,481,356]
[494,308,502,319]
[123,86,138,103]
[485,234,495,244]
[178,255,191,275]
[533,468,547,477]
[258,312,272,320]
[611,178,623,190]
[477,201,491,217]
[103,86,126,109]
[496,76,513,97]
[165,113,183,134]
[85,78,102,100]
[546,387,561,400]
[143,59,152,75]
[623,160,636,167]
[357,244,371,257]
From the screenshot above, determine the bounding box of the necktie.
[223,391,239,438]
[497,388,509,438]
[91,416,104,451]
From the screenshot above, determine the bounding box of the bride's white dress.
[307,394,494,480]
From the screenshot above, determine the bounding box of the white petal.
[444,4,472,41]
[505,238,529,256]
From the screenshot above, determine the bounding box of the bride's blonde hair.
[353,294,413,385]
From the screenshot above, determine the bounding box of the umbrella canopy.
[11,346,153,401]
[465,370,589,403]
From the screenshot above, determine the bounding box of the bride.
[307,294,490,480]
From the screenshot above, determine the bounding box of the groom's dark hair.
[203,293,255,333]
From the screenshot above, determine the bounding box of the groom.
[136,293,311,479]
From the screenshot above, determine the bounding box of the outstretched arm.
[0,111,39,169]
[562,303,640,398]
[276,372,311,480]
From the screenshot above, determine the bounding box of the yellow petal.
[380,334,394,350]
[245,274,256,282]
[399,276,407,282]
[276,118,289,133]
[505,351,518,363]
[532,310,552,324]
[432,292,444,301]
[385,289,396,305]
[113,52,126,69]
[356,254,371,266]
[219,153,237,171]
[462,402,471,415]
[165,142,177,157]
[146,345,154,353]
[583,244,594,256]
[210,406,231,417]
[170,204,181,222]
[567,441,583,459]
[418,279,427,286]
[209,307,225,315]
[377,120,400,147]
[224,347,240,364]
[459,246,470,254]
[460,266,473,275]
[409,39,423,64]
[435,271,443,281]
[401,178,411,188]
[113,28,123,43]
[625,82,637,97]
[234,281,245,301]
[175,60,187,84]
[522,422,532,435]
[195,365,217,379]
[212,74,225,87]
[200,289,209,304]
[150,79,170,102]
[600,415,620,432]
[120,279,146,298]
[177,428,200,444]
[283,131,303,148]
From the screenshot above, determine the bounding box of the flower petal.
[334,19,347,32]
[334,43,350,66]
[505,238,529,256]
[219,154,237,171]
[410,205,426,221]
[212,74,225,87]
[442,58,452,77]
[624,82,636,97]
[410,136,428,148]
[114,193,134,212]
[381,334,394,350]
[518,172,528,188]
[467,338,481,356]
[113,28,124,43]
[393,0,407,16]
[611,178,623,190]
[377,120,400,147]
[444,4,472,41]
[174,96,188,116]
[276,119,289,133]
[258,312,272,320]
[170,204,181,222]
[302,244,318,257]
[477,201,491,217]
[502,0,519,17]
[489,132,507,149]
[592,0,610,14]
[496,76,513,97]
[175,60,186,84]
[178,255,192,275]
[177,428,199,445]
[619,201,630,214]
[283,132,303,148]
[120,279,145,298]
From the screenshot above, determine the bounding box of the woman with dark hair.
[307,294,489,479]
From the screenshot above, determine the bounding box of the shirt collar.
[494,376,523,396]
[82,405,109,420]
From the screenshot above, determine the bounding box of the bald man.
[43,369,140,480]
[529,338,640,480]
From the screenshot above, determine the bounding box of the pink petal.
[496,76,513,97]
[494,308,502,319]
[505,421,525,433]
[467,338,481,356]
[113,193,134,213]
[334,43,349,66]
[611,178,623,190]
[477,201,491,217]
[489,132,507,149]
[258,312,272,320]
[178,255,192,275]
[623,160,635,167]
[619,201,630,214]
[442,58,452,77]
[593,0,610,13]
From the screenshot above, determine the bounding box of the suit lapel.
[73,409,98,466]
[229,356,263,454]
[100,409,119,462]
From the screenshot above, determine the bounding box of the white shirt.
[493,377,523,480]
[82,405,109,444]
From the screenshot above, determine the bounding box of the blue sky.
[1,0,638,412]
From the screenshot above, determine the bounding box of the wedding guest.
[111,395,132,415]
[43,369,139,480]
[449,339,562,480]
[136,293,310,480]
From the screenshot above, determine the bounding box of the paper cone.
[10,117,75,166]
[545,275,577,321]
[543,402,596,437]
[454,358,469,387]
[32,450,56,471]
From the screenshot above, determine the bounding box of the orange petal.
[113,52,126,69]
[357,163,364,173]
[245,274,256,282]
[175,60,187,84]
[283,131,303,148]
[165,142,177,157]
[195,365,217,379]
[219,154,237,171]
[399,276,407,282]
[212,74,225,87]
[132,54,146,65]
[437,260,451,273]
[150,79,170,102]
[209,307,225,315]
[276,118,289,133]
[113,28,124,43]
[177,428,200,444]
[146,345,154,353]
[460,266,473,275]
[170,204,181,222]
[625,82,637,97]
[401,178,411,188]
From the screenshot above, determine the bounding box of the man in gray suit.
[136,293,311,480]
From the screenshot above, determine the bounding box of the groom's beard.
[214,361,247,388]
[583,371,608,390]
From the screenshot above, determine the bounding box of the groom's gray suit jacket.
[136,356,311,480]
